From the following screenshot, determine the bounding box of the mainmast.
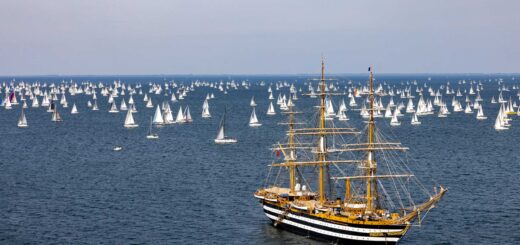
[366,65,376,213]
[288,97,296,193]
[318,58,327,203]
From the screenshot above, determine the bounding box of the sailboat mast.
[318,58,327,203]
[366,65,376,213]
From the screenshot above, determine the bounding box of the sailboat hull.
[262,203,405,245]
[214,138,237,144]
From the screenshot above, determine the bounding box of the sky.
[0,0,518,75]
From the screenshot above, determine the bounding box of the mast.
[318,57,326,203]
[366,65,376,213]
[288,97,296,193]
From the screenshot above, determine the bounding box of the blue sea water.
[0,74,519,244]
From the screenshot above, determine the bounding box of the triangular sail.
[153,105,164,124]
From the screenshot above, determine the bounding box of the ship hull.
[262,203,406,245]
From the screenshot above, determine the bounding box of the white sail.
[411,113,421,125]
[184,106,193,122]
[51,106,62,122]
[464,103,473,114]
[476,105,487,120]
[18,109,28,127]
[31,97,39,108]
[249,107,262,127]
[92,100,99,111]
[494,112,507,130]
[338,110,349,121]
[390,108,400,126]
[109,102,119,113]
[250,96,257,106]
[4,95,12,109]
[267,101,276,115]
[153,105,164,124]
[384,104,393,118]
[124,108,138,128]
[146,97,153,108]
[176,106,185,123]
[216,124,225,140]
[120,99,128,110]
[214,108,237,144]
[202,99,211,118]
[71,103,79,114]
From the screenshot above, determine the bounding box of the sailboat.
[249,107,262,127]
[51,103,62,122]
[390,107,401,126]
[108,102,119,113]
[214,108,237,144]
[267,101,276,115]
[254,62,446,244]
[175,106,186,123]
[18,108,28,128]
[202,99,211,118]
[184,106,193,123]
[411,112,421,125]
[92,100,99,111]
[476,106,487,120]
[152,105,164,125]
[250,96,257,107]
[146,117,159,139]
[123,108,138,128]
[71,103,79,114]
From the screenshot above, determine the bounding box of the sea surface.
[0,74,519,244]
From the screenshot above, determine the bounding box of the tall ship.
[254,60,447,244]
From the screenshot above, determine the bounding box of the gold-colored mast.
[288,98,296,193]
[366,65,376,213]
[318,57,327,203]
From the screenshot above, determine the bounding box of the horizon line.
[0,72,519,78]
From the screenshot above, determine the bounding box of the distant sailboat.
[71,103,79,114]
[215,108,237,144]
[476,106,487,120]
[266,101,276,115]
[124,108,138,128]
[202,99,211,118]
[92,100,99,111]
[411,113,421,125]
[120,99,128,110]
[337,110,349,121]
[108,102,119,113]
[494,113,508,130]
[250,96,257,107]
[249,107,262,127]
[175,106,185,123]
[390,108,401,126]
[184,106,193,123]
[4,94,12,109]
[146,117,159,139]
[146,98,153,108]
[51,103,62,122]
[18,108,28,128]
[31,97,39,108]
[152,105,164,125]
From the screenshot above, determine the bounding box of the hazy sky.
[0,0,518,75]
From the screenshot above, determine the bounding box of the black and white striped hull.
[263,203,407,245]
